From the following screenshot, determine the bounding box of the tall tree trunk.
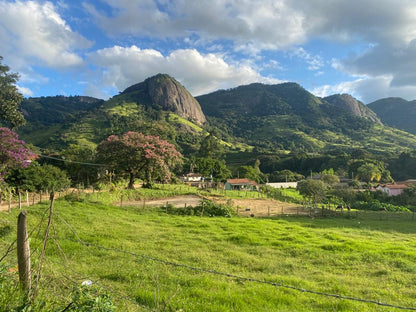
[128,172,136,189]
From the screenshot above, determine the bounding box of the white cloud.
[17,85,34,97]
[291,47,324,71]
[0,0,92,69]
[84,0,307,50]
[88,46,282,97]
[84,0,416,101]
[312,75,416,103]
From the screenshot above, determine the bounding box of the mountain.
[323,94,381,124]
[368,97,416,135]
[17,77,416,158]
[19,95,104,148]
[197,82,416,154]
[18,75,208,154]
[118,74,206,125]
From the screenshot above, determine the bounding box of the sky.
[1,0,416,104]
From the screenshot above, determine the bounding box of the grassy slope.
[1,194,416,311]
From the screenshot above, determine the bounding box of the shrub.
[351,200,410,212]
[164,200,232,217]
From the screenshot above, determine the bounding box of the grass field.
[1,194,416,311]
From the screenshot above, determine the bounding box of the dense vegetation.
[368,97,416,135]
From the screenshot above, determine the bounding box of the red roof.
[227,178,258,185]
[379,184,408,189]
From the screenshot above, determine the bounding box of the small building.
[376,184,408,196]
[225,178,258,191]
[266,182,298,189]
[182,173,203,183]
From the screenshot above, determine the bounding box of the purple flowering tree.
[0,127,33,181]
[97,131,182,189]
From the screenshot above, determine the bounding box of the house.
[376,184,408,196]
[182,173,203,182]
[266,182,298,189]
[225,178,258,191]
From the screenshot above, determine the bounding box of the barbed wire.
[54,213,416,311]
[45,256,157,312]
[0,205,50,263]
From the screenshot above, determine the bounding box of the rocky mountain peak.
[324,94,381,124]
[122,74,206,125]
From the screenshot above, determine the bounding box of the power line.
[34,154,106,167]
[55,215,416,311]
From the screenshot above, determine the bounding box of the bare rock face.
[324,94,381,124]
[122,74,206,125]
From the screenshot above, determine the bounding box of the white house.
[266,182,298,189]
[376,184,408,196]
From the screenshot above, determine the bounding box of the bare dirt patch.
[210,198,305,217]
[122,195,203,208]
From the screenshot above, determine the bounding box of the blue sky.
[1,0,416,103]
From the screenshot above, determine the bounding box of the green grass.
[168,113,204,133]
[2,198,416,311]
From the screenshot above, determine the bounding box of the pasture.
[1,195,416,311]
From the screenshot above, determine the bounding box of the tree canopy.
[297,179,327,207]
[97,132,182,188]
[0,56,25,128]
[0,127,33,181]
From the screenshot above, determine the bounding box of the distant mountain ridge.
[16,75,416,156]
[368,97,416,135]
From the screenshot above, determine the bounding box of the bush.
[164,200,232,217]
[351,200,410,212]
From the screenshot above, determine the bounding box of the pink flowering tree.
[0,127,33,181]
[97,132,182,189]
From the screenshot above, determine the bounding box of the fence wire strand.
[55,214,416,311]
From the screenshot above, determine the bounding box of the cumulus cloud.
[84,0,307,49]
[88,46,281,97]
[312,76,416,103]
[84,0,416,101]
[0,0,92,69]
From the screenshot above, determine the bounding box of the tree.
[0,127,33,181]
[356,163,382,187]
[320,169,340,187]
[97,132,182,189]
[297,179,327,207]
[198,130,224,158]
[6,163,69,203]
[269,169,304,182]
[62,140,98,187]
[191,157,231,181]
[0,56,25,128]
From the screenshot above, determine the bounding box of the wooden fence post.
[17,210,31,292]
[26,191,29,207]
[18,191,22,210]
[201,201,205,217]
[8,191,11,213]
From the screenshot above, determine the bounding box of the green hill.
[196,83,416,154]
[368,97,416,135]
[16,77,416,159]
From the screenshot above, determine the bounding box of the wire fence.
[2,203,416,311]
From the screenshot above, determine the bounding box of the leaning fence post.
[17,210,31,292]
